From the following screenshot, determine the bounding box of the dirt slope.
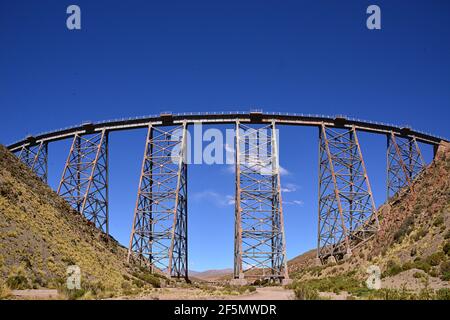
[0,145,162,299]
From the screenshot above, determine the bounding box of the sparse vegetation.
[393,216,415,243]
[433,215,444,227]
[292,272,362,295]
[363,288,449,300]
[220,284,257,295]
[294,284,320,300]
[288,142,450,300]
[0,281,11,299]
[439,261,450,281]
[435,288,450,300]
[426,252,445,267]
[132,268,162,288]
[412,228,427,241]
[443,242,450,256]
[444,230,450,240]
[0,145,167,299]
[5,266,30,290]
[383,260,403,277]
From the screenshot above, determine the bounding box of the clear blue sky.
[0,1,449,271]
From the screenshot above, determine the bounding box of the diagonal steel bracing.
[128,123,188,279]
[16,142,48,182]
[387,133,425,199]
[57,130,109,233]
[234,121,289,281]
[318,125,378,263]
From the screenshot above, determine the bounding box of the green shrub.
[294,284,320,300]
[366,288,414,300]
[306,266,323,277]
[64,288,86,300]
[417,289,435,300]
[440,261,450,281]
[444,230,450,240]
[443,242,450,256]
[412,228,427,241]
[426,252,445,266]
[435,288,450,300]
[32,275,47,288]
[384,260,403,277]
[429,268,439,277]
[365,288,446,300]
[402,261,414,271]
[296,272,361,294]
[132,278,144,288]
[132,270,161,288]
[433,216,444,227]
[6,274,29,290]
[57,280,95,300]
[412,259,432,273]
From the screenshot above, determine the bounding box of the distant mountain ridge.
[189,269,233,281]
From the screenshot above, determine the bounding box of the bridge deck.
[6,112,448,151]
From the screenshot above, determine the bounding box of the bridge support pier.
[317,125,378,264]
[387,133,425,199]
[128,123,188,279]
[16,141,48,182]
[57,130,109,234]
[233,121,289,282]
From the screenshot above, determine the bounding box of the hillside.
[288,142,450,300]
[0,145,163,299]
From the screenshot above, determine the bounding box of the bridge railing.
[6,111,447,151]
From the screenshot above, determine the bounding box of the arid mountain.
[189,269,233,281]
[0,145,163,299]
[288,142,450,299]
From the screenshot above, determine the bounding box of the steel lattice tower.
[16,141,48,182]
[234,121,289,281]
[387,133,425,199]
[57,130,109,233]
[128,123,188,279]
[318,125,378,263]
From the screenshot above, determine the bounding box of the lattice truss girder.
[128,124,188,278]
[57,131,109,233]
[16,142,48,182]
[318,125,378,262]
[234,121,288,280]
[387,133,425,199]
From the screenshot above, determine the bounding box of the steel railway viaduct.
[6,111,449,285]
